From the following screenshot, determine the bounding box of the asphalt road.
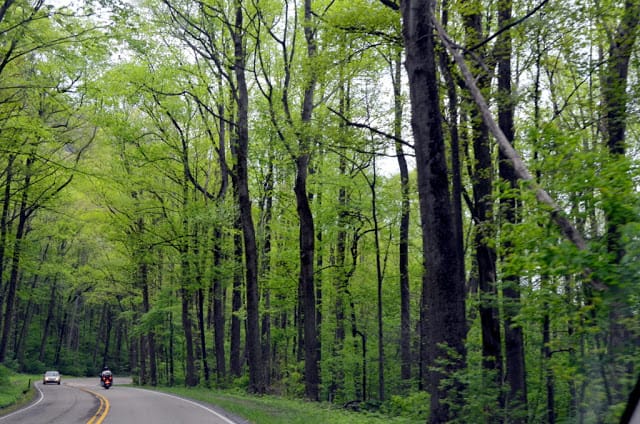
[0,377,243,424]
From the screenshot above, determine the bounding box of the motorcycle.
[100,371,113,389]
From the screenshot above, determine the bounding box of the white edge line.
[0,382,45,421]
[134,388,240,424]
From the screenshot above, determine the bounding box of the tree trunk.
[461,2,503,410]
[330,88,351,402]
[14,276,38,367]
[230,0,264,394]
[296,0,319,401]
[601,0,640,403]
[543,308,555,424]
[180,284,197,386]
[212,86,228,382]
[0,154,15,337]
[196,248,210,387]
[260,160,274,386]
[366,167,385,402]
[496,0,527,416]
[295,150,319,400]
[212,227,226,381]
[0,156,32,363]
[180,183,198,386]
[39,280,57,363]
[401,1,467,421]
[140,258,158,386]
[230,223,242,378]
[392,51,412,387]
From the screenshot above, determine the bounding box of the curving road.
[0,377,243,424]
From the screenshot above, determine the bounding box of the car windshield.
[45,371,59,376]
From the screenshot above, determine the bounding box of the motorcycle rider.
[100,366,113,386]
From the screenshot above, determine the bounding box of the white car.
[43,370,61,385]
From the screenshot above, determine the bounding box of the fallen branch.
[432,17,606,290]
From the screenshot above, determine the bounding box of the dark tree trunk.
[54,308,68,366]
[168,310,175,386]
[295,0,319,401]
[0,156,32,363]
[0,154,15,336]
[212,227,226,381]
[401,0,467,421]
[602,0,640,157]
[461,2,503,408]
[139,334,147,385]
[366,169,385,402]
[212,87,228,383]
[179,188,198,387]
[140,259,158,386]
[295,150,319,401]
[260,160,274,386]
[39,280,57,363]
[180,284,197,386]
[393,49,412,387]
[496,0,527,416]
[197,277,210,385]
[230,1,264,394]
[14,275,39,367]
[601,0,640,403]
[543,309,555,424]
[230,224,242,378]
[101,308,112,369]
[330,89,351,401]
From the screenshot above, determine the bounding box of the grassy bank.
[155,387,424,424]
[0,368,37,416]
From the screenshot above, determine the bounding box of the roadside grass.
[155,386,424,424]
[0,370,38,416]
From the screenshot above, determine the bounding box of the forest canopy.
[0,0,639,422]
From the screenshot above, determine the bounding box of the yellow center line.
[81,387,110,424]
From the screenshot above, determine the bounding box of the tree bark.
[401,1,467,420]
[496,0,527,415]
[180,279,197,386]
[140,258,158,386]
[0,156,33,363]
[392,51,412,386]
[212,227,227,381]
[39,279,57,363]
[230,221,242,378]
[461,1,503,408]
[260,160,274,386]
[295,0,320,401]
[212,86,228,382]
[230,1,264,394]
[0,154,15,337]
[601,0,640,403]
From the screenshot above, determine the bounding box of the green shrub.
[382,391,430,420]
[0,365,11,387]
[21,359,45,374]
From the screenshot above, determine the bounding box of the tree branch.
[432,16,606,291]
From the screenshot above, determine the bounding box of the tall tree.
[229,0,265,394]
[495,0,527,416]
[600,0,640,404]
[460,1,503,410]
[400,0,467,420]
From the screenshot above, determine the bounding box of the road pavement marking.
[136,388,239,424]
[0,382,44,421]
[81,388,110,424]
